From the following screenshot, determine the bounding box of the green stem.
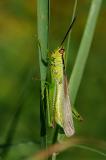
[69,0,103,104]
[37,0,49,89]
[52,153,57,160]
[37,0,49,149]
[47,125,59,160]
[52,125,59,144]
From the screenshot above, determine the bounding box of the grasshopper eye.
[59,48,65,55]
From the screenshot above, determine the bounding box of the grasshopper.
[39,16,83,138]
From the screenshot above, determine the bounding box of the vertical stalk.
[69,0,103,104]
[37,0,49,148]
[37,0,49,90]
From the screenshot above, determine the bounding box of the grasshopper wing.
[62,75,75,137]
[54,75,75,137]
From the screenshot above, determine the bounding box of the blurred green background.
[0,0,106,159]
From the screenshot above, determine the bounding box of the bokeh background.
[0,0,106,159]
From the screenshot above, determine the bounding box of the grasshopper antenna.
[60,15,76,47]
[60,0,78,46]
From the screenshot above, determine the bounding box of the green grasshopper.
[40,17,82,138]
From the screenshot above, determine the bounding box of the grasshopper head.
[58,47,65,55]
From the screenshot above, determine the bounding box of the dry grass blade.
[29,137,82,160]
[27,137,106,160]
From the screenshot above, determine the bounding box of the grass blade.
[37,0,49,148]
[69,0,103,104]
[37,0,49,88]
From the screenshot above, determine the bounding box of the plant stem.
[52,153,57,160]
[37,0,49,89]
[37,0,49,149]
[69,0,103,104]
[52,125,59,144]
